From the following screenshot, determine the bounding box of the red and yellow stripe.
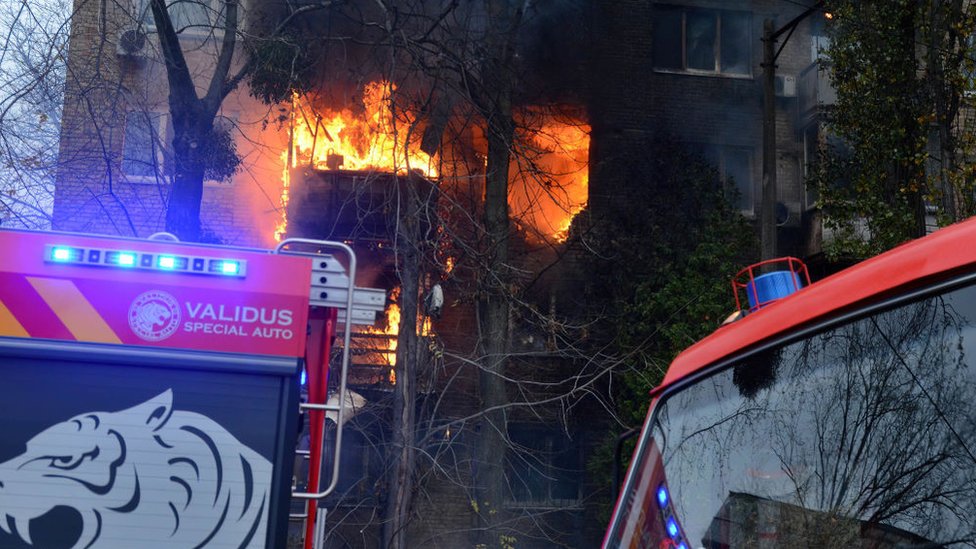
[0,299,28,338]
[20,277,121,344]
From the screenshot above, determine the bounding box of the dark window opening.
[506,424,582,507]
[654,7,752,76]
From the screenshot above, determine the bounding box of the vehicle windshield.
[606,280,976,548]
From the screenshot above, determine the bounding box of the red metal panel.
[660,217,976,391]
[0,230,312,357]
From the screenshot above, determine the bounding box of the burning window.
[653,6,752,76]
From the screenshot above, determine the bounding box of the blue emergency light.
[51,246,82,262]
[666,518,679,539]
[656,486,668,508]
[45,244,246,277]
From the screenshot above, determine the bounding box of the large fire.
[274,82,588,243]
[275,82,438,241]
[354,286,433,385]
[522,116,589,242]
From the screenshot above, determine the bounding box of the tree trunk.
[473,3,521,545]
[926,0,965,224]
[165,125,208,241]
[383,173,424,549]
[476,77,514,549]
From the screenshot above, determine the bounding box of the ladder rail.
[275,238,357,501]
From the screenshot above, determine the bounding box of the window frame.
[136,0,230,39]
[690,143,756,214]
[121,109,168,183]
[505,423,583,509]
[653,6,754,78]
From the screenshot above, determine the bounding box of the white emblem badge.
[128,290,181,341]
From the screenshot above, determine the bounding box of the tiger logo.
[0,390,271,548]
[128,291,181,341]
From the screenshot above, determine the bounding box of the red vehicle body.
[0,229,382,548]
[604,218,976,548]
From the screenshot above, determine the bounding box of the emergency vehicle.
[604,217,976,548]
[0,228,385,548]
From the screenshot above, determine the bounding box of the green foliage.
[815,0,976,259]
[585,139,756,522]
[246,34,316,104]
[201,125,241,183]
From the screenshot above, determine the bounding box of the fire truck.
[603,218,976,548]
[0,228,385,548]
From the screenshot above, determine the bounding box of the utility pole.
[761,19,777,261]
[760,2,824,261]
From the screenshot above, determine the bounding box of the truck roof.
[659,216,976,392]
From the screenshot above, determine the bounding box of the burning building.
[49,0,823,547]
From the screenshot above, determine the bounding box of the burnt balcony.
[285,167,438,243]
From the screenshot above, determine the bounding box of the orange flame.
[288,82,437,175]
[514,115,590,242]
[275,82,438,241]
[361,286,434,385]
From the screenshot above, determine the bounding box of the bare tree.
[0,0,70,229]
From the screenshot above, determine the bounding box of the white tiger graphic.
[0,390,272,548]
[132,301,172,335]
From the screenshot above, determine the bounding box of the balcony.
[285,168,437,243]
[798,61,837,121]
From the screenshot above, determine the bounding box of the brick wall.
[589,0,819,255]
[54,0,268,247]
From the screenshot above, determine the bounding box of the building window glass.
[139,0,226,33]
[506,424,581,507]
[654,7,752,76]
[810,13,831,63]
[803,124,820,208]
[964,34,976,94]
[121,111,164,178]
[694,144,755,213]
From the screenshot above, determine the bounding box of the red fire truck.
[604,218,976,548]
[0,228,384,548]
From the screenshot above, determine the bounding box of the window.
[965,33,976,94]
[802,124,820,208]
[810,13,831,63]
[653,7,752,76]
[506,424,582,507]
[121,111,164,178]
[138,0,226,34]
[693,144,755,213]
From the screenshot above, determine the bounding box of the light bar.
[44,244,246,278]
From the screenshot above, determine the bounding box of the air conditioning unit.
[775,74,797,98]
[117,28,148,57]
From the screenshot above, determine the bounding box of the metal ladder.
[276,239,385,549]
